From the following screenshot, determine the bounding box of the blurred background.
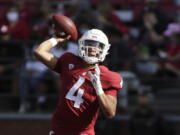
[0,0,179,135]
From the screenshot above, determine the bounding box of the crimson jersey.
[51,52,123,135]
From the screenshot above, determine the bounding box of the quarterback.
[34,29,123,135]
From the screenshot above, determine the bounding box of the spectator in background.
[135,41,160,77]
[142,0,168,34]
[105,26,135,72]
[18,44,50,113]
[97,2,129,34]
[14,0,35,22]
[0,25,24,95]
[137,0,169,57]
[73,0,101,36]
[31,5,51,40]
[129,92,174,135]
[135,0,170,76]
[5,4,31,40]
[157,23,180,77]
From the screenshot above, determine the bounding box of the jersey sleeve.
[101,71,123,97]
[53,52,71,73]
[104,89,118,97]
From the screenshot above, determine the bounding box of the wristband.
[49,38,58,47]
[95,87,104,95]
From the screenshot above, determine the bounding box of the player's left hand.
[88,65,103,93]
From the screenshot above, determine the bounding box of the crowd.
[0,0,179,114]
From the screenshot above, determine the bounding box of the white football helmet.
[78,29,110,64]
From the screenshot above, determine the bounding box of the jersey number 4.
[65,76,85,108]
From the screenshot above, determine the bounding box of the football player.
[34,29,123,135]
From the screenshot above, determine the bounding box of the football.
[52,14,78,40]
